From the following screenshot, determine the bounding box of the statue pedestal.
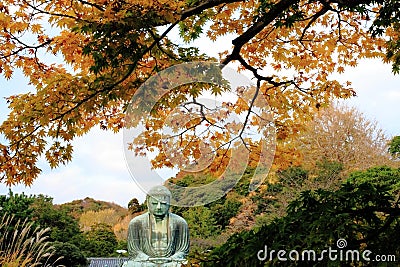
[122,258,186,267]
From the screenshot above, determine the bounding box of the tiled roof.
[87,257,129,267]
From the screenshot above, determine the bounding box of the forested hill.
[0,192,134,266]
[57,197,128,219]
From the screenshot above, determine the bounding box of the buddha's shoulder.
[128,212,148,225]
[169,213,188,225]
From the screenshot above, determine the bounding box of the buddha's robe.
[122,212,189,267]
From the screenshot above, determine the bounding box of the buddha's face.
[147,196,170,217]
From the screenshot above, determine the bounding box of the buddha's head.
[147,185,171,218]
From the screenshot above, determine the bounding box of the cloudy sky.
[0,30,399,207]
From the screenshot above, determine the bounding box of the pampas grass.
[0,213,62,267]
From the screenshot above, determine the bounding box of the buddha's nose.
[157,202,161,209]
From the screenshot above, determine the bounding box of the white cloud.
[0,128,147,207]
[335,59,400,137]
[73,129,127,175]
[385,90,400,99]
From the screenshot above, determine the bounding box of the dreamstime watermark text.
[257,239,397,263]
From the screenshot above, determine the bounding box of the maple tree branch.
[289,81,311,94]
[9,124,41,151]
[76,0,105,11]
[237,79,261,142]
[8,61,136,149]
[190,100,226,130]
[164,100,226,141]
[333,0,375,8]
[49,19,180,120]
[20,0,375,141]
[181,0,245,20]
[21,0,86,22]
[9,11,183,150]
[235,53,295,90]
[34,0,242,144]
[236,55,276,85]
[299,5,330,42]
[145,1,245,60]
[147,29,178,60]
[335,9,344,42]
[0,32,52,60]
[220,0,379,75]
[214,143,232,169]
[169,118,206,139]
[221,0,298,66]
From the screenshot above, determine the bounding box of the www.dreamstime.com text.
[257,239,397,263]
